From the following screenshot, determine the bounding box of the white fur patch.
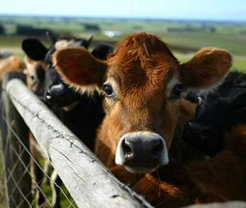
[55,40,85,50]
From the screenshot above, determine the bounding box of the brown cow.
[53,33,236,207]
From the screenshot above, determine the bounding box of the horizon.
[1,14,246,24]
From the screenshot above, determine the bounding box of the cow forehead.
[108,33,177,63]
[106,34,178,96]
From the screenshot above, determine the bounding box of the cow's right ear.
[179,48,232,90]
[53,47,107,93]
[22,38,48,61]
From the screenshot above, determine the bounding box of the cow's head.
[54,33,232,173]
[183,71,246,156]
[24,56,46,97]
[22,36,93,107]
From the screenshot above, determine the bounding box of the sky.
[0,0,246,22]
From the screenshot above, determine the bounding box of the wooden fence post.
[0,72,32,208]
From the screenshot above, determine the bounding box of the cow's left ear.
[179,48,232,90]
[53,47,107,93]
[22,38,48,61]
[83,36,93,49]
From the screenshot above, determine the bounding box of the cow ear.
[22,38,48,61]
[46,31,57,44]
[179,48,232,90]
[53,47,107,93]
[83,36,93,49]
[91,44,113,60]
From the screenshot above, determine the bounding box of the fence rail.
[0,72,152,208]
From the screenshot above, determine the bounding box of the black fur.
[183,71,246,156]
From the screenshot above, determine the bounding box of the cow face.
[54,33,232,173]
[183,72,246,156]
[22,36,93,107]
[24,56,46,97]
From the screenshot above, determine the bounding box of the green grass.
[232,57,246,72]
[160,32,246,55]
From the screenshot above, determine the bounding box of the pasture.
[0,15,246,71]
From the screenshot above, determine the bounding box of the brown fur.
[132,125,246,207]
[54,33,235,207]
[112,124,246,207]
[24,56,46,91]
[54,48,107,89]
[0,55,25,81]
[23,56,46,97]
[179,48,232,89]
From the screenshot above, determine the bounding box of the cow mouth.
[123,159,163,174]
[45,94,77,107]
[124,164,159,174]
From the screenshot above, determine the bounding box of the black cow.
[22,36,113,208]
[183,71,246,156]
[22,36,113,150]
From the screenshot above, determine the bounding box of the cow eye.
[171,84,184,99]
[102,83,114,97]
[30,75,35,81]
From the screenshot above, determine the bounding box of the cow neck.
[223,124,246,158]
[169,134,208,167]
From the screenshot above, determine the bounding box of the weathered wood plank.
[6,78,153,208]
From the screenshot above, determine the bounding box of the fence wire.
[0,88,78,208]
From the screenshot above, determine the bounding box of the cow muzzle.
[45,83,65,101]
[115,132,169,173]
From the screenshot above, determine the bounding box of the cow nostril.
[122,139,133,158]
[46,89,52,100]
[151,140,164,157]
[187,121,194,129]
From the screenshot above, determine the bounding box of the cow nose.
[115,132,169,173]
[46,83,65,100]
[122,137,164,160]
